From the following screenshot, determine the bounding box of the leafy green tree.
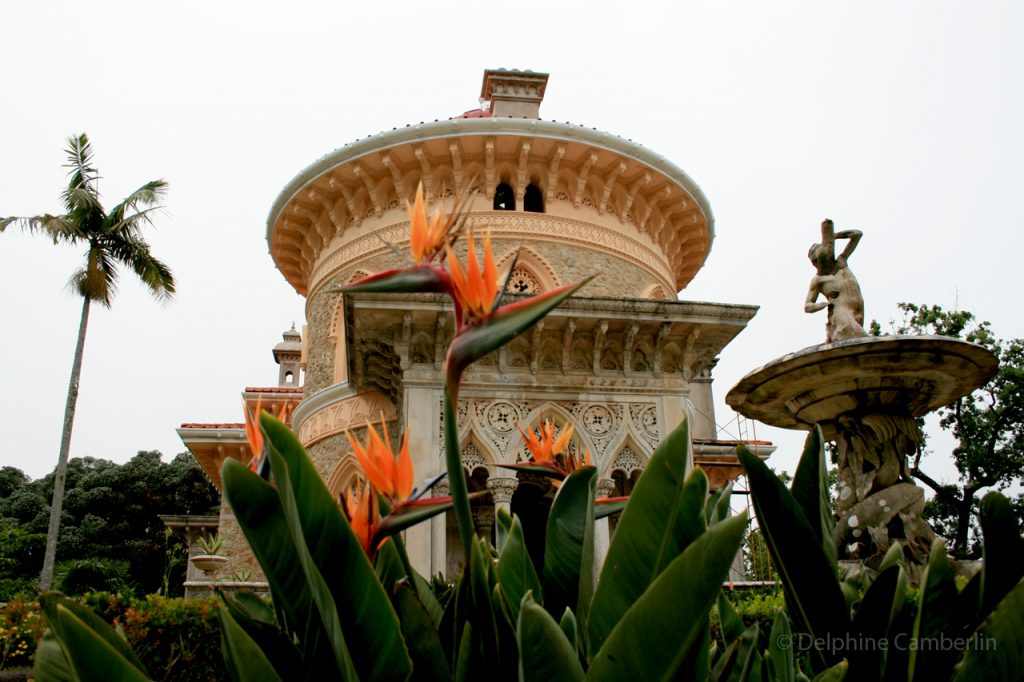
[1,134,175,590]
[889,302,1024,558]
[0,452,218,595]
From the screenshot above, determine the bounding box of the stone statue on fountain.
[727,219,998,572]
[804,219,867,343]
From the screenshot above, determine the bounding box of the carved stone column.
[431,479,450,577]
[593,478,616,580]
[486,477,519,521]
[472,506,495,543]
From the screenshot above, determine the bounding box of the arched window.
[493,183,515,211]
[524,184,544,213]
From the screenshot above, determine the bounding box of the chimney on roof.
[480,69,549,119]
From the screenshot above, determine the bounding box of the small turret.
[273,325,302,387]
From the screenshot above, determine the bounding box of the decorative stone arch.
[494,162,517,189]
[599,334,624,371]
[642,283,672,300]
[608,182,629,216]
[661,340,683,374]
[409,330,434,365]
[553,168,576,201]
[460,162,485,193]
[397,169,421,200]
[351,185,374,220]
[431,168,457,198]
[496,247,560,294]
[603,437,649,499]
[458,440,491,475]
[325,453,364,501]
[584,176,605,209]
[569,336,593,371]
[631,340,655,373]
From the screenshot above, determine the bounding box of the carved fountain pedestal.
[727,335,996,565]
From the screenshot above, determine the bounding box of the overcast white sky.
[1,1,1021,487]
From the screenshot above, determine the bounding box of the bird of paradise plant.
[244,399,290,471]
[342,420,472,560]
[344,184,592,563]
[499,417,592,484]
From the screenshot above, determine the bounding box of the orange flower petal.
[396,434,414,501]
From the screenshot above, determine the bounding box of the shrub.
[0,601,43,671]
[118,595,224,682]
[54,558,133,596]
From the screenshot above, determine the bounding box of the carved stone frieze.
[308,212,674,299]
[441,397,659,467]
[297,391,397,447]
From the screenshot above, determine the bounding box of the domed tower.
[273,325,303,388]
[268,69,767,576]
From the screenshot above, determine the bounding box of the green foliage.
[53,558,132,596]
[741,428,1024,680]
[0,452,218,595]
[888,302,1024,558]
[0,523,44,600]
[0,600,44,671]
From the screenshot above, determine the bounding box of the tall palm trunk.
[39,296,91,591]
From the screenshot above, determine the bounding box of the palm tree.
[1,134,175,590]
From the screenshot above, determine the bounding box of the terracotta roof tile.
[179,423,245,429]
[243,387,304,394]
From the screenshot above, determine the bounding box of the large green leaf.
[848,562,906,679]
[221,459,326,671]
[589,421,707,654]
[951,578,1024,681]
[498,513,543,624]
[261,441,358,679]
[909,540,961,682]
[220,590,302,678]
[544,466,596,623]
[710,624,761,682]
[38,602,150,682]
[706,481,734,525]
[37,593,149,682]
[33,628,74,682]
[718,591,746,642]
[261,414,413,681]
[470,537,501,670]
[809,661,847,681]
[767,610,795,682]
[790,428,836,572]
[392,580,451,682]
[219,604,283,682]
[738,445,849,672]
[518,592,585,682]
[979,492,1024,620]
[496,506,513,551]
[587,512,748,681]
[443,391,476,564]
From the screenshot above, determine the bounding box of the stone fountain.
[726,221,997,565]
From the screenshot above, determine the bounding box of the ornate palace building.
[179,69,771,586]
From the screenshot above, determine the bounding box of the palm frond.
[106,233,175,300]
[0,215,84,244]
[104,205,165,238]
[61,134,101,214]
